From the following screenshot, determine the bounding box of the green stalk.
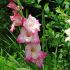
[26,8,28,18]
[16,0,24,17]
[53,47,57,70]
[42,9,45,51]
[1,48,3,56]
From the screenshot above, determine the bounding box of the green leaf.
[0,0,8,4]
[6,52,22,68]
[16,68,32,70]
[44,3,50,13]
[37,0,41,4]
[34,4,41,9]
[64,1,70,9]
[55,0,63,4]
[25,0,35,4]
[56,7,64,14]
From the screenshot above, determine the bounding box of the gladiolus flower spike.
[7,1,47,68]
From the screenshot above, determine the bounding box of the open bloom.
[16,28,40,44]
[25,43,47,67]
[10,11,26,32]
[7,2,24,11]
[23,14,41,34]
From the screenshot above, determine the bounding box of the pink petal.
[7,2,24,11]
[10,22,15,32]
[25,56,32,62]
[16,28,40,43]
[10,11,24,32]
[16,28,25,43]
[35,59,43,68]
[7,2,19,11]
[25,43,47,68]
[32,33,40,44]
[23,14,41,34]
[37,51,47,59]
[16,28,32,43]
[22,18,27,24]
[25,43,41,60]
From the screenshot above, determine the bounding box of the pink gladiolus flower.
[7,2,19,11]
[25,43,47,67]
[25,43,41,61]
[31,51,47,67]
[10,11,25,32]
[7,2,24,11]
[7,1,47,68]
[23,14,41,34]
[16,28,40,44]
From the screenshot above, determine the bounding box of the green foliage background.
[0,0,70,70]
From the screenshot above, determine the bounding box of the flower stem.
[42,9,45,51]
[17,0,24,17]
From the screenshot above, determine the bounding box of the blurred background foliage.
[0,0,70,70]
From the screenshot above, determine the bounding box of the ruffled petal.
[23,14,41,34]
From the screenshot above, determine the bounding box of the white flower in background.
[65,28,70,41]
[65,37,70,41]
[65,19,70,24]
[65,28,70,36]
